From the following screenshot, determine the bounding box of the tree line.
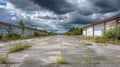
[65,27,83,35]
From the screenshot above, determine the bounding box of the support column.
[86,28,87,36]
[104,22,106,31]
[93,24,94,37]
[9,25,13,34]
[22,27,24,35]
[116,20,118,28]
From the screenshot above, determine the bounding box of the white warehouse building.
[0,21,47,36]
[83,14,120,36]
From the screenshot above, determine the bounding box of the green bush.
[9,42,32,53]
[34,32,40,36]
[94,27,120,44]
[1,34,8,40]
[102,27,120,40]
[8,33,21,40]
[94,36,109,43]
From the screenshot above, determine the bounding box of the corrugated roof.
[0,21,45,32]
[84,14,120,28]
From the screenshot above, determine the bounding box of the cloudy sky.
[0,0,120,33]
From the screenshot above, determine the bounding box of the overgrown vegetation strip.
[9,42,32,53]
[0,42,32,64]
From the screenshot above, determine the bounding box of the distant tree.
[69,27,76,32]
[65,27,83,35]
[18,20,25,27]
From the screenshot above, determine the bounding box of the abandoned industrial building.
[0,21,46,36]
[83,14,120,36]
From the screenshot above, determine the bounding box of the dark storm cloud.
[1,0,120,33]
[0,8,15,23]
[36,15,68,20]
[90,0,119,13]
[6,0,120,15]
[30,0,74,14]
[69,13,95,25]
[6,0,40,11]
[77,0,120,15]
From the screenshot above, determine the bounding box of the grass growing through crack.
[84,42,92,46]
[87,54,93,64]
[56,40,67,64]
[107,61,115,64]
[56,55,67,64]
[9,42,32,53]
[0,53,9,64]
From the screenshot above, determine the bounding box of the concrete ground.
[0,35,120,67]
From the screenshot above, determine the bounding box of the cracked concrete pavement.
[0,35,120,67]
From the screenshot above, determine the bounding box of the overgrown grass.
[9,42,32,53]
[74,35,120,45]
[94,36,120,45]
[107,61,115,64]
[0,32,54,41]
[0,53,9,64]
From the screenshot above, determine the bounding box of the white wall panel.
[87,27,93,36]
[83,29,86,36]
[94,24,104,36]
[106,20,116,30]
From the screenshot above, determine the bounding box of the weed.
[107,61,115,64]
[0,53,9,64]
[117,62,120,64]
[56,40,67,64]
[87,54,93,64]
[85,42,92,46]
[56,56,67,64]
[92,61,101,64]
